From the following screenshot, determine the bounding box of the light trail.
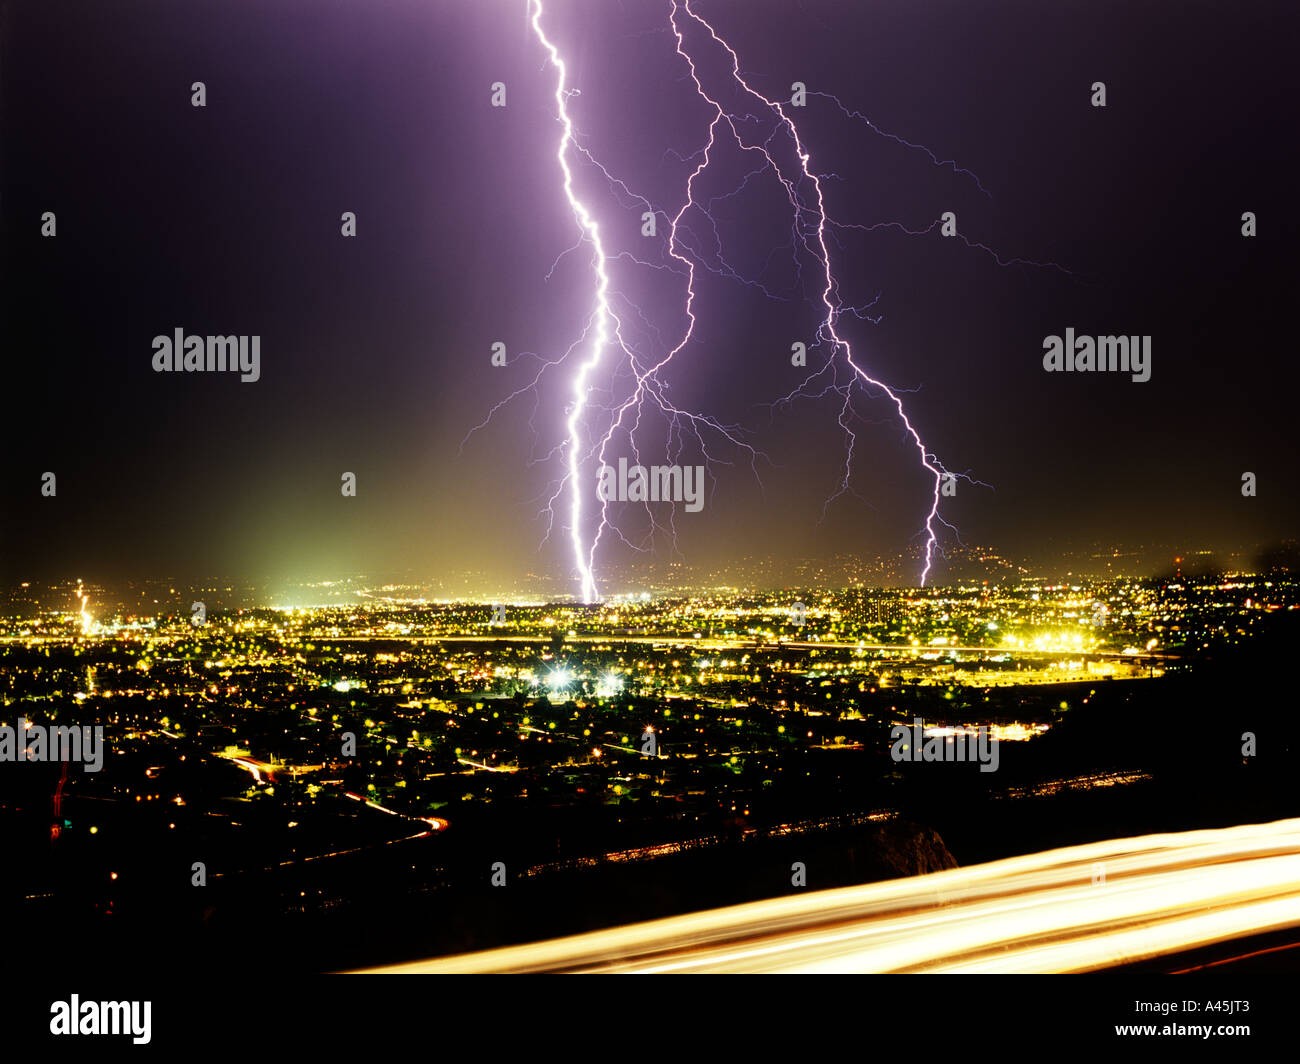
[353,817,1300,974]
[227,631,1176,660]
[220,753,273,784]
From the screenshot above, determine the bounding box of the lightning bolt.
[666,0,960,583]
[529,0,611,603]
[519,0,769,603]
[473,0,1064,600]
[75,579,93,636]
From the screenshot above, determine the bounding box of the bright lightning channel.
[530,0,610,604]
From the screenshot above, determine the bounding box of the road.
[2,631,1175,665]
[302,632,1175,663]
[354,817,1300,973]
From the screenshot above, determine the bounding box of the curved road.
[355,817,1300,973]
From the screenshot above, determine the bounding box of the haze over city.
[2,0,1296,1042]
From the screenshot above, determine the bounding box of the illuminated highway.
[336,633,1172,658]
[0,632,1173,665]
[355,817,1300,973]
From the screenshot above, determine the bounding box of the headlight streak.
[353,817,1300,974]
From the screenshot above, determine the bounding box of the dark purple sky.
[3,0,1296,593]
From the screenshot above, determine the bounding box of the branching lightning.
[670,0,958,582]
[529,2,612,603]
[466,0,1066,601]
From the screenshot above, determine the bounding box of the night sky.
[2,0,1296,593]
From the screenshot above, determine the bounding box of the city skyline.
[4,528,1294,613]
